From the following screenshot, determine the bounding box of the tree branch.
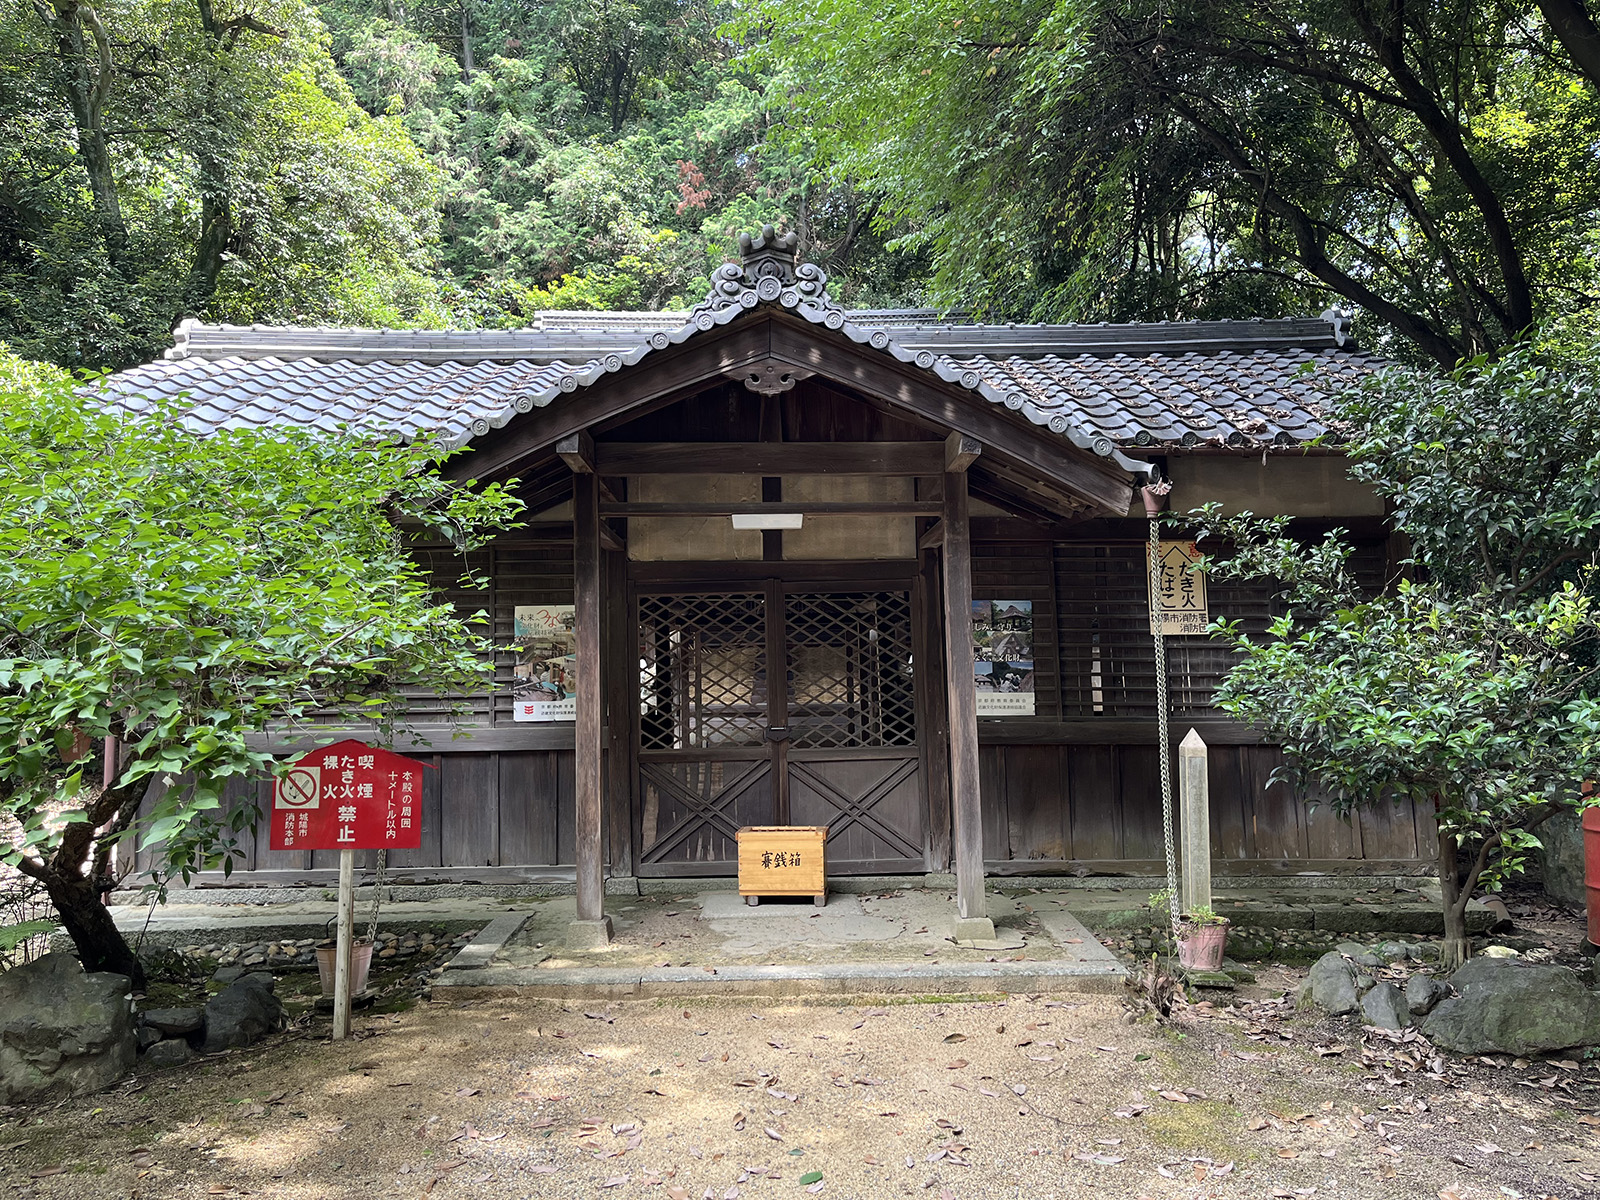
[1350,0,1535,336]
[1165,95,1465,365]
[1537,0,1600,90]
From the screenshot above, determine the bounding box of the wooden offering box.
[736,826,828,906]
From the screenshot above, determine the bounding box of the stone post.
[1179,728,1211,915]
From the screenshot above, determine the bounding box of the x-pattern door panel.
[634,580,926,875]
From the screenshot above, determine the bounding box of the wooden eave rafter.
[448,310,1136,517]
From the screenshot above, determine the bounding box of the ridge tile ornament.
[270,739,424,851]
[691,223,846,328]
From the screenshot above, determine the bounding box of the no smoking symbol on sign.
[275,765,321,810]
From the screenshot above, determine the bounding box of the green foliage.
[749,0,1600,363]
[318,0,928,322]
[0,352,522,901]
[1178,906,1226,927]
[1,0,931,369]
[0,0,449,369]
[1187,340,1600,954]
[0,920,56,955]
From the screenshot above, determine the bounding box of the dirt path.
[2,990,1597,1200]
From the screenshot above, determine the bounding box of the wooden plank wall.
[977,741,1436,872]
[132,534,585,884]
[973,533,1431,872]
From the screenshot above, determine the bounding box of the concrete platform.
[98,877,1483,1000]
[432,958,1128,1000]
[429,888,1127,999]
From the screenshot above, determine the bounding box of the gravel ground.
[3,985,1598,1200]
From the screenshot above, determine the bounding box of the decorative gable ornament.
[689,223,846,331]
[730,360,816,395]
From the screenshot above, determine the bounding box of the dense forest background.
[4,0,1600,369]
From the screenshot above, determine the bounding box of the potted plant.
[1175,906,1230,970]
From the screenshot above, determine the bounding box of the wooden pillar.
[602,545,633,881]
[915,526,951,872]
[570,469,612,945]
[939,457,993,940]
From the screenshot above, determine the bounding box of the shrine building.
[104,226,1427,940]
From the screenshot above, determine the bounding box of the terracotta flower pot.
[1175,920,1229,970]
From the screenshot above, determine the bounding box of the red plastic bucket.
[1584,805,1600,948]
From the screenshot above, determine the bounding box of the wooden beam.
[939,468,989,931]
[918,521,945,550]
[572,472,610,941]
[447,321,775,481]
[767,320,1134,515]
[945,433,981,472]
[598,523,625,553]
[600,501,941,517]
[593,441,946,475]
[556,431,595,474]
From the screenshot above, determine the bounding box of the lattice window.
[785,591,916,749]
[637,593,767,750]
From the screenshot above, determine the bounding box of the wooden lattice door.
[633,581,926,876]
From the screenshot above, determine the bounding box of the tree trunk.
[1436,828,1469,970]
[37,0,130,267]
[185,0,237,315]
[40,866,145,990]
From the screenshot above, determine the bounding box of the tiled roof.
[100,227,1373,465]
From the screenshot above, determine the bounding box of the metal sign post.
[271,739,425,1041]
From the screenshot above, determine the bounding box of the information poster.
[511,605,577,722]
[972,599,1035,716]
[1149,541,1209,636]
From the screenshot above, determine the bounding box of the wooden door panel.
[789,753,925,871]
[638,757,775,873]
[633,581,925,876]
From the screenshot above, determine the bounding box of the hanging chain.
[1149,510,1182,943]
[365,849,386,945]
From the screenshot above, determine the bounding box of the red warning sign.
[269,739,425,852]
